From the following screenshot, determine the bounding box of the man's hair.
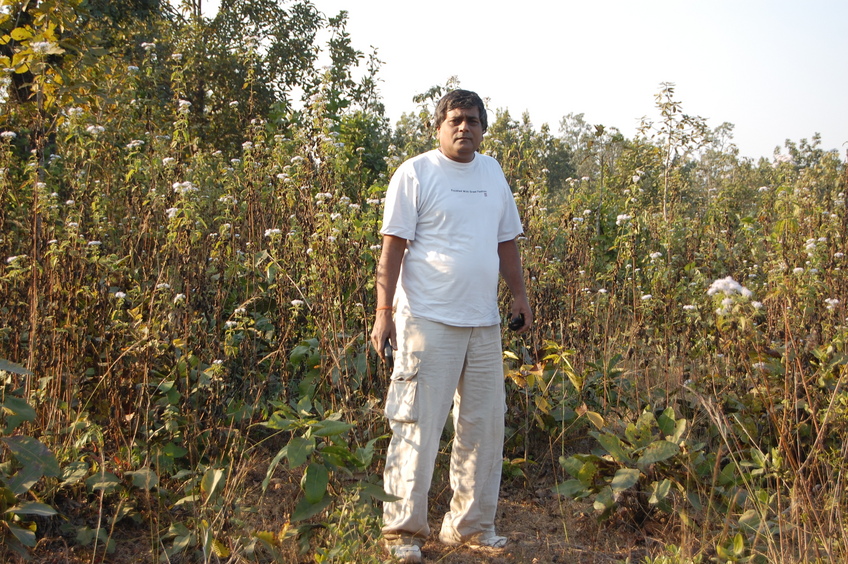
[434,89,488,132]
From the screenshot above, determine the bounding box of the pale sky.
[205,0,848,161]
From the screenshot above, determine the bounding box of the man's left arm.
[498,238,533,334]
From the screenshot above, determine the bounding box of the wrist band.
[376,306,393,311]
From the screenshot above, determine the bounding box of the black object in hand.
[508,314,525,331]
[383,340,394,369]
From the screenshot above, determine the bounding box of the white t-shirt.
[381,149,523,327]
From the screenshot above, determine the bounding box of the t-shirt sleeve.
[497,169,523,243]
[380,162,418,241]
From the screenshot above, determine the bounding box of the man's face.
[437,106,483,163]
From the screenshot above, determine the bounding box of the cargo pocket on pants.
[385,379,418,423]
[384,352,420,423]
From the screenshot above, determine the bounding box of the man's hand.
[498,238,533,335]
[371,235,407,365]
[509,295,533,334]
[370,310,396,364]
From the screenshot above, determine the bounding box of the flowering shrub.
[0,3,846,561]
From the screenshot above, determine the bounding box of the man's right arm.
[370,234,408,362]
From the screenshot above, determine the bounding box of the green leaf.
[201,468,226,502]
[610,468,640,493]
[127,468,159,491]
[584,410,605,429]
[360,482,400,502]
[1,395,35,433]
[303,463,329,504]
[86,472,121,493]
[2,435,60,480]
[657,407,676,436]
[593,486,615,513]
[291,494,333,522]
[671,417,687,443]
[286,436,314,469]
[636,440,679,470]
[6,462,43,496]
[649,478,672,504]
[10,27,33,41]
[6,501,57,516]
[558,455,584,478]
[263,414,296,431]
[60,460,89,486]
[6,522,36,547]
[597,433,632,463]
[738,509,761,533]
[262,445,288,492]
[551,479,589,499]
[576,458,600,486]
[732,532,745,556]
[311,419,353,437]
[321,445,358,465]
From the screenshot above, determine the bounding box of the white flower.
[171,53,183,61]
[174,293,186,304]
[366,198,381,205]
[128,65,139,72]
[264,228,282,237]
[141,42,156,50]
[242,141,253,150]
[65,199,75,206]
[825,298,840,311]
[836,252,845,259]
[369,244,381,251]
[641,294,653,301]
[156,283,171,290]
[793,267,804,275]
[162,157,176,166]
[166,207,179,219]
[573,217,584,223]
[86,125,105,135]
[1,131,17,140]
[213,359,224,365]
[114,291,127,299]
[751,301,763,309]
[683,304,697,311]
[758,186,769,192]
[29,41,57,55]
[752,362,767,370]
[291,299,305,307]
[330,213,342,221]
[616,214,631,226]
[707,276,753,298]
[348,203,360,210]
[172,181,197,194]
[581,176,590,182]
[234,307,247,315]
[649,252,663,260]
[229,101,239,107]
[597,289,608,294]
[6,255,23,264]
[126,139,145,150]
[224,320,237,329]
[87,240,102,246]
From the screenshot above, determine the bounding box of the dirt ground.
[21,448,670,564]
[417,482,660,564]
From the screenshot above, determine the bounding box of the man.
[370,89,532,563]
